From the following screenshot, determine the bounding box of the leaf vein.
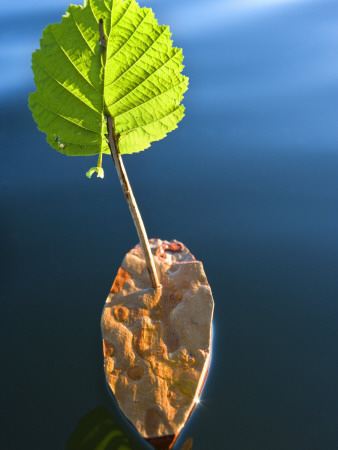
[110,0,133,34]
[113,80,186,117]
[105,26,167,88]
[34,61,101,115]
[109,50,181,108]
[49,28,101,95]
[34,99,101,135]
[70,11,96,55]
[88,0,98,23]
[107,9,150,63]
[120,106,182,134]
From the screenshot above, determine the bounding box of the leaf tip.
[86,167,104,179]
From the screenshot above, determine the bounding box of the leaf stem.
[97,149,103,169]
[106,116,161,290]
[99,19,160,290]
[98,19,106,48]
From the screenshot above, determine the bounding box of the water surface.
[1,1,338,449]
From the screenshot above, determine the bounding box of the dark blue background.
[1,0,338,449]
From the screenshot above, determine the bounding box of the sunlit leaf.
[29,0,188,162]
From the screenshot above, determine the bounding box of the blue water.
[1,0,338,449]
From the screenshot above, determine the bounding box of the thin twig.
[106,116,161,290]
[98,19,160,289]
[99,19,106,48]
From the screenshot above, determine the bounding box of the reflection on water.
[67,407,193,450]
[67,407,133,450]
[1,0,338,449]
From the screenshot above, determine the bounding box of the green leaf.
[29,0,188,163]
